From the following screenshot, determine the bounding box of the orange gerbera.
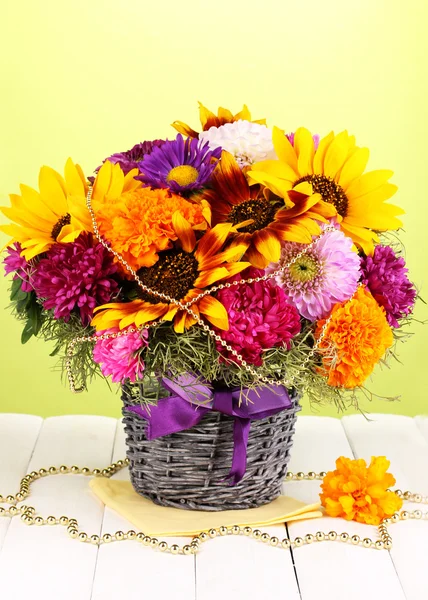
[172,102,266,138]
[93,161,209,272]
[320,456,403,525]
[316,286,393,388]
[92,218,250,333]
[201,151,336,268]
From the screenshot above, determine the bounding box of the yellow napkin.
[90,479,322,536]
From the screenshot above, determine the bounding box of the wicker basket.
[121,381,300,511]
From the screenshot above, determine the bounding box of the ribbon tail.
[226,418,251,486]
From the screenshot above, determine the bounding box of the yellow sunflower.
[248,127,404,254]
[92,217,250,333]
[172,102,266,138]
[0,158,93,260]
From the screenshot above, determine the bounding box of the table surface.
[1,413,428,600]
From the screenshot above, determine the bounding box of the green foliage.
[9,278,44,344]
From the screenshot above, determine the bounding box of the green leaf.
[27,301,43,336]
[21,320,34,344]
[10,278,27,303]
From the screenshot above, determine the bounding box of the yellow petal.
[18,184,59,222]
[198,296,229,330]
[346,170,394,200]
[105,163,125,201]
[338,147,370,189]
[172,211,196,252]
[294,127,315,176]
[253,230,281,262]
[64,158,87,197]
[313,131,334,174]
[171,120,199,138]
[323,131,352,180]
[272,126,299,174]
[247,171,292,200]
[92,161,113,201]
[38,166,68,215]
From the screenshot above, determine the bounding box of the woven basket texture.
[121,381,300,511]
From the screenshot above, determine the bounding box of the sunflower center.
[295,174,349,217]
[136,249,199,304]
[166,165,199,187]
[229,199,278,234]
[51,213,71,241]
[289,255,319,283]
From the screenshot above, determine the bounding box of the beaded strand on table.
[0,460,426,555]
[66,185,340,393]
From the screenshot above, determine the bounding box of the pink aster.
[270,226,360,320]
[3,242,34,292]
[32,232,118,326]
[93,328,148,383]
[360,245,416,327]
[214,268,301,366]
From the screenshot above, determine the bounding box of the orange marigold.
[320,456,403,525]
[316,286,393,388]
[95,187,207,271]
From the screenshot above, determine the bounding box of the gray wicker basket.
[121,381,300,511]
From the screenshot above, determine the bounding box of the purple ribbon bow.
[127,374,292,485]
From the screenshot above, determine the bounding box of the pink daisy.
[93,328,149,384]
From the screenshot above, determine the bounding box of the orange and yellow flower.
[201,151,336,268]
[92,161,210,272]
[316,286,394,388]
[92,218,250,333]
[248,127,404,255]
[320,456,403,525]
[172,102,266,138]
[0,158,92,260]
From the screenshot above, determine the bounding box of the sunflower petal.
[106,163,125,201]
[194,267,230,288]
[313,131,334,174]
[346,170,394,199]
[323,131,352,180]
[198,296,229,330]
[253,229,281,263]
[172,211,196,252]
[272,126,298,174]
[38,166,68,214]
[194,223,233,262]
[338,147,370,189]
[294,127,315,176]
[92,161,113,201]
[64,158,87,197]
[171,120,199,138]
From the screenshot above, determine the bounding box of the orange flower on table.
[316,286,393,388]
[248,127,404,255]
[92,161,210,272]
[172,102,266,138]
[0,158,92,260]
[320,456,403,525]
[201,150,336,268]
[91,218,250,334]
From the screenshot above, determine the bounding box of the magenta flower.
[360,245,416,327]
[214,269,301,366]
[32,232,118,326]
[270,225,360,320]
[97,140,165,175]
[93,328,148,383]
[3,242,34,292]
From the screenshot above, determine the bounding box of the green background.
[0,0,427,418]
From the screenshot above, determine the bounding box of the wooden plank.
[0,415,117,600]
[286,416,406,600]
[0,414,43,551]
[343,414,428,600]
[415,416,428,445]
[91,418,196,600]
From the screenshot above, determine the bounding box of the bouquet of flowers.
[1,103,417,508]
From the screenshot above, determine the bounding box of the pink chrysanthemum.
[32,232,118,326]
[270,226,360,320]
[360,245,416,328]
[214,269,301,366]
[3,242,34,292]
[93,328,148,383]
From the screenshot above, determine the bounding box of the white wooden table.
[1,413,428,600]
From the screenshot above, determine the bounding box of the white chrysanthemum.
[199,120,276,168]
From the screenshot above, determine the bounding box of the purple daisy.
[32,232,119,326]
[3,242,34,292]
[269,225,361,321]
[360,245,416,327]
[136,134,222,192]
[95,140,165,176]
